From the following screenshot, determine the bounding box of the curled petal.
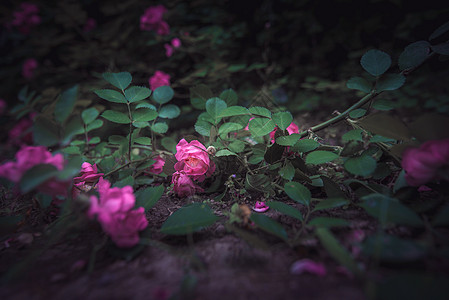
[290,259,327,276]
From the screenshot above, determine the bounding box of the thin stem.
[103,156,150,178]
[126,102,133,163]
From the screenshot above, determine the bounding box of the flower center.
[185,157,200,168]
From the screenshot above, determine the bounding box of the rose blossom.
[164,38,182,57]
[140,5,170,35]
[147,156,165,175]
[252,201,269,213]
[174,139,215,181]
[402,138,449,186]
[9,2,41,34]
[149,70,170,91]
[0,146,69,196]
[22,58,38,79]
[269,122,300,143]
[172,171,203,197]
[290,259,327,276]
[72,162,104,199]
[88,177,148,248]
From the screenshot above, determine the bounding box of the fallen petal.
[290,259,327,276]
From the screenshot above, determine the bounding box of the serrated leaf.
[102,72,132,90]
[284,181,311,206]
[346,76,372,93]
[291,139,320,153]
[159,104,181,119]
[266,201,303,221]
[153,86,174,104]
[101,110,130,124]
[361,49,391,76]
[312,198,349,212]
[219,89,238,106]
[160,203,218,235]
[55,85,78,123]
[305,151,339,165]
[249,106,272,118]
[342,129,364,142]
[376,73,406,92]
[349,109,366,119]
[276,134,301,146]
[429,21,449,40]
[215,149,237,156]
[94,89,127,103]
[344,155,377,177]
[248,117,276,137]
[218,122,243,137]
[20,164,59,193]
[279,161,295,181]
[133,137,152,145]
[81,107,99,125]
[135,102,157,110]
[135,185,164,211]
[398,41,431,70]
[250,214,288,241]
[272,111,293,131]
[133,108,158,122]
[228,140,245,153]
[151,122,168,134]
[190,84,213,110]
[194,120,212,136]
[206,97,227,124]
[161,137,177,153]
[356,112,412,141]
[124,86,151,103]
[218,106,249,118]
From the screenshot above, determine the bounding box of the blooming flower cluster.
[149,70,171,91]
[0,146,69,197]
[88,177,148,248]
[401,138,449,187]
[140,5,169,35]
[165,38,181,57]
[72,162,104,199]
[8,2,40,35]
[22,58,38,79]
[171,139,215,197]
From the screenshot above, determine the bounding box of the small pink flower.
[171,171,203,197]
[269,122,300,143]
[0,99,7,115]
[22,58,38,79]
[9,2,41,34]
[83,18,96,32]
[147,156,165,175]
[140,5,170,35]
[0,146,68,196]
[252,201,269,213]
[72,162,104,199]
[149,70,171,91]
[174,139,213,180]
[171,38,181,48]
[164,38,181,57]
[402,138,449,186]
[290,259,327,276]
[164,44,174,57]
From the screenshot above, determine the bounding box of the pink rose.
[147,156,165,175]
[83,18,96,32]
[0,146,68,196]
[9,2,40,34]
[290,259,327,276]
[140,5,169,35]
[72,162,104,199]
[88,177,148,248]
[164,44,174,57]
[171,38,181,48]
[174,139,213,180]
[269,122,300,142]
[172,171,203,197]
[8,116,33,146]
[252,201,269,213]
[149,70,170,91]
[402,138,449,186]
[22,58,38,79]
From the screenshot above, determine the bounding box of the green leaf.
[342,129,364,142]
[321,176,347,199]
[372,99,395,111]
[161,137,177,153]
[276,134,301,146]
[284,181,311,206]
[312,198,349,212]
[94,89,127,103]
[134,137,152,145]
[219,89,238,106]
[87,119,103,131]
[55,85,78,123]
[101,110,130,124]
[291,139,320,153]
[102,72,132,90]
[360,49,391,76]
[376,73,406,92]
[315,228,361,275]
[430,21,449,40]
[248,117,276,137]
[81,107,99,125]
[158,104,181,119]
[135,185,164,211]
[124,86,151,103]
[113,175,134,188]
[308,217,350,227]
[190,84,213,110]
[33,115,59,147]
[346,76,372,93]
[431,42,449,55]
[344,155,377,177]
[56,155,83,180]
[227,64,246,72]
[20,164,59,193]
[360,194,423,227]
[61,116,84,145]
[250,214,288,241]
[218,122,243,137]
[249,106,271,118]
[279,161,295,181]
[218,106,249,118]
[228,140,245,153]
[194,119,212,136]
[349,109,366,119]
[160,203,218,235]
[245,173,272,193]
[136,102,157,110]
[266,201,303,221]
[151,122,168,134]
[305,151,339,165]
[398,41,431,71]
[356,112,412,141]
[215,149,237,156]
[132,108,158,122]
[206,97,227,124]
[153,86,174,104]
[272,111,293,131]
